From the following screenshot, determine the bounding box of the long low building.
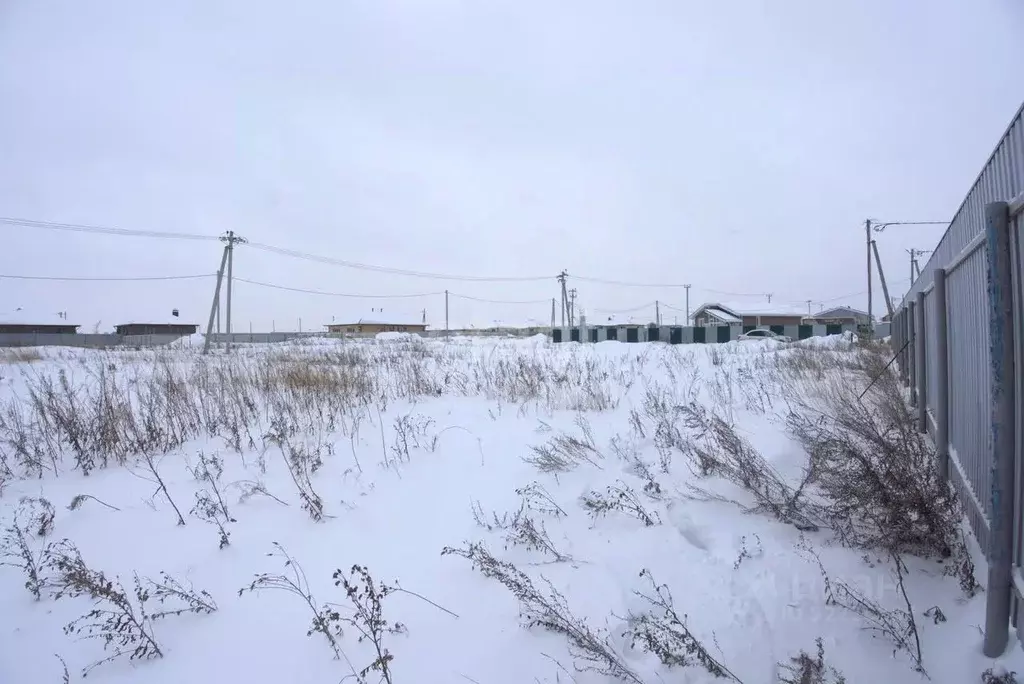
[326,319,428,334]
[0,310,79,334]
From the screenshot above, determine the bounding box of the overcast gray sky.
[1,0,1022,331]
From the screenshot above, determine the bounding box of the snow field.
[0,334,1017,684]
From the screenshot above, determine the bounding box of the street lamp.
[865,219,948,322]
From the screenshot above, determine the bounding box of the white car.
[738,328,793,343]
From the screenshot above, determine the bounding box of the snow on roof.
[815,306,869,317]
[694,301,809,319]
[0,310,79,326]
[328,318,427,327]
[697,306,742,324]
[116,315,197,327]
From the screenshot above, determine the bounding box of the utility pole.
[870,240,894,319]
[655,300,660,326]
[907,248,930,283]
[445,290,449,339]
[766,293,773,303]
[220,230,246,351]
[557,271,568,328]
[865,219,873,325]
[202,244,230,355]
[422,308,426,325]
[550,298,556,330]
[806,300,812,315]
[869,219,947,317]
[568,288,578,327]
[684,284,691,323]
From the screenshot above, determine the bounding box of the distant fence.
[892,101,1023,656]
[0,328,551,349]
[551,323,859,344]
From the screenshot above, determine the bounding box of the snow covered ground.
[0,334,1018,684]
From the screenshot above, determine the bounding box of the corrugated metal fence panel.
[903,103,1024,308]
[945,242,992,546]
[923,289,940,418]
[1013,207,1024,635]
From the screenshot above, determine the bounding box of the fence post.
[916,291,927,432]
[907,300,917,405]
[933,268,950,480]
[900,308,910,385]
[984,200,1016,657]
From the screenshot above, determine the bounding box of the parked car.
[738,328,793,343]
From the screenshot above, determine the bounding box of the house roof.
[0,310,79,326]
[692,301,808,321]
[115,317,197,327]
[328,318,428,327]
[812,306,869,318]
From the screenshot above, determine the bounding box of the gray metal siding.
[924,290,939,412]
[903,104,1024,307]
[945,241,992,543]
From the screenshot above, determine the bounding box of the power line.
[448,292,551,305]
[795,279,912,307]
[592,301,656,314]
[244,242,555,282]
[0,273,215,282]
[0,216,219,241]
[234,277,442,299]
[571,274,766,297]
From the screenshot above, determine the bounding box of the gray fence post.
[984,201,1017,657]
[908,300,917,405]
[900,308,910,385]
[916,291,927,432]
[934,268,950,480]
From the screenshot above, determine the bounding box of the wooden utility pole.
[568,288,577,326]
[202,244,230,355]
[871,240,894,319]
[865,219,873,325]
[557,271,568,328]
[220,230,246,351]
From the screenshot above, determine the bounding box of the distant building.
[690,302,806,327]
[115,310,197,336]
[325,319,428,334]
[804,306,873,326]
[0,310,79,334]
[115,322,199,336]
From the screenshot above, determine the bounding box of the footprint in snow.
[665,501,712,552]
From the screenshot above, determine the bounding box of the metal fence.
[551,323,858,344]
[894,100,1024,656]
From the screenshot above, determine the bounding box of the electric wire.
[243,241,556,282]
[572,274,769,298]
[2,216,892,311]
[233,277,442,299]
[0,273,215,282]
[591,301,657,314]
[447,293,551,305]
[0,216,220,241]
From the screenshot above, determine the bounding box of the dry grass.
[0,348,43,364]
[0,340,624,480]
